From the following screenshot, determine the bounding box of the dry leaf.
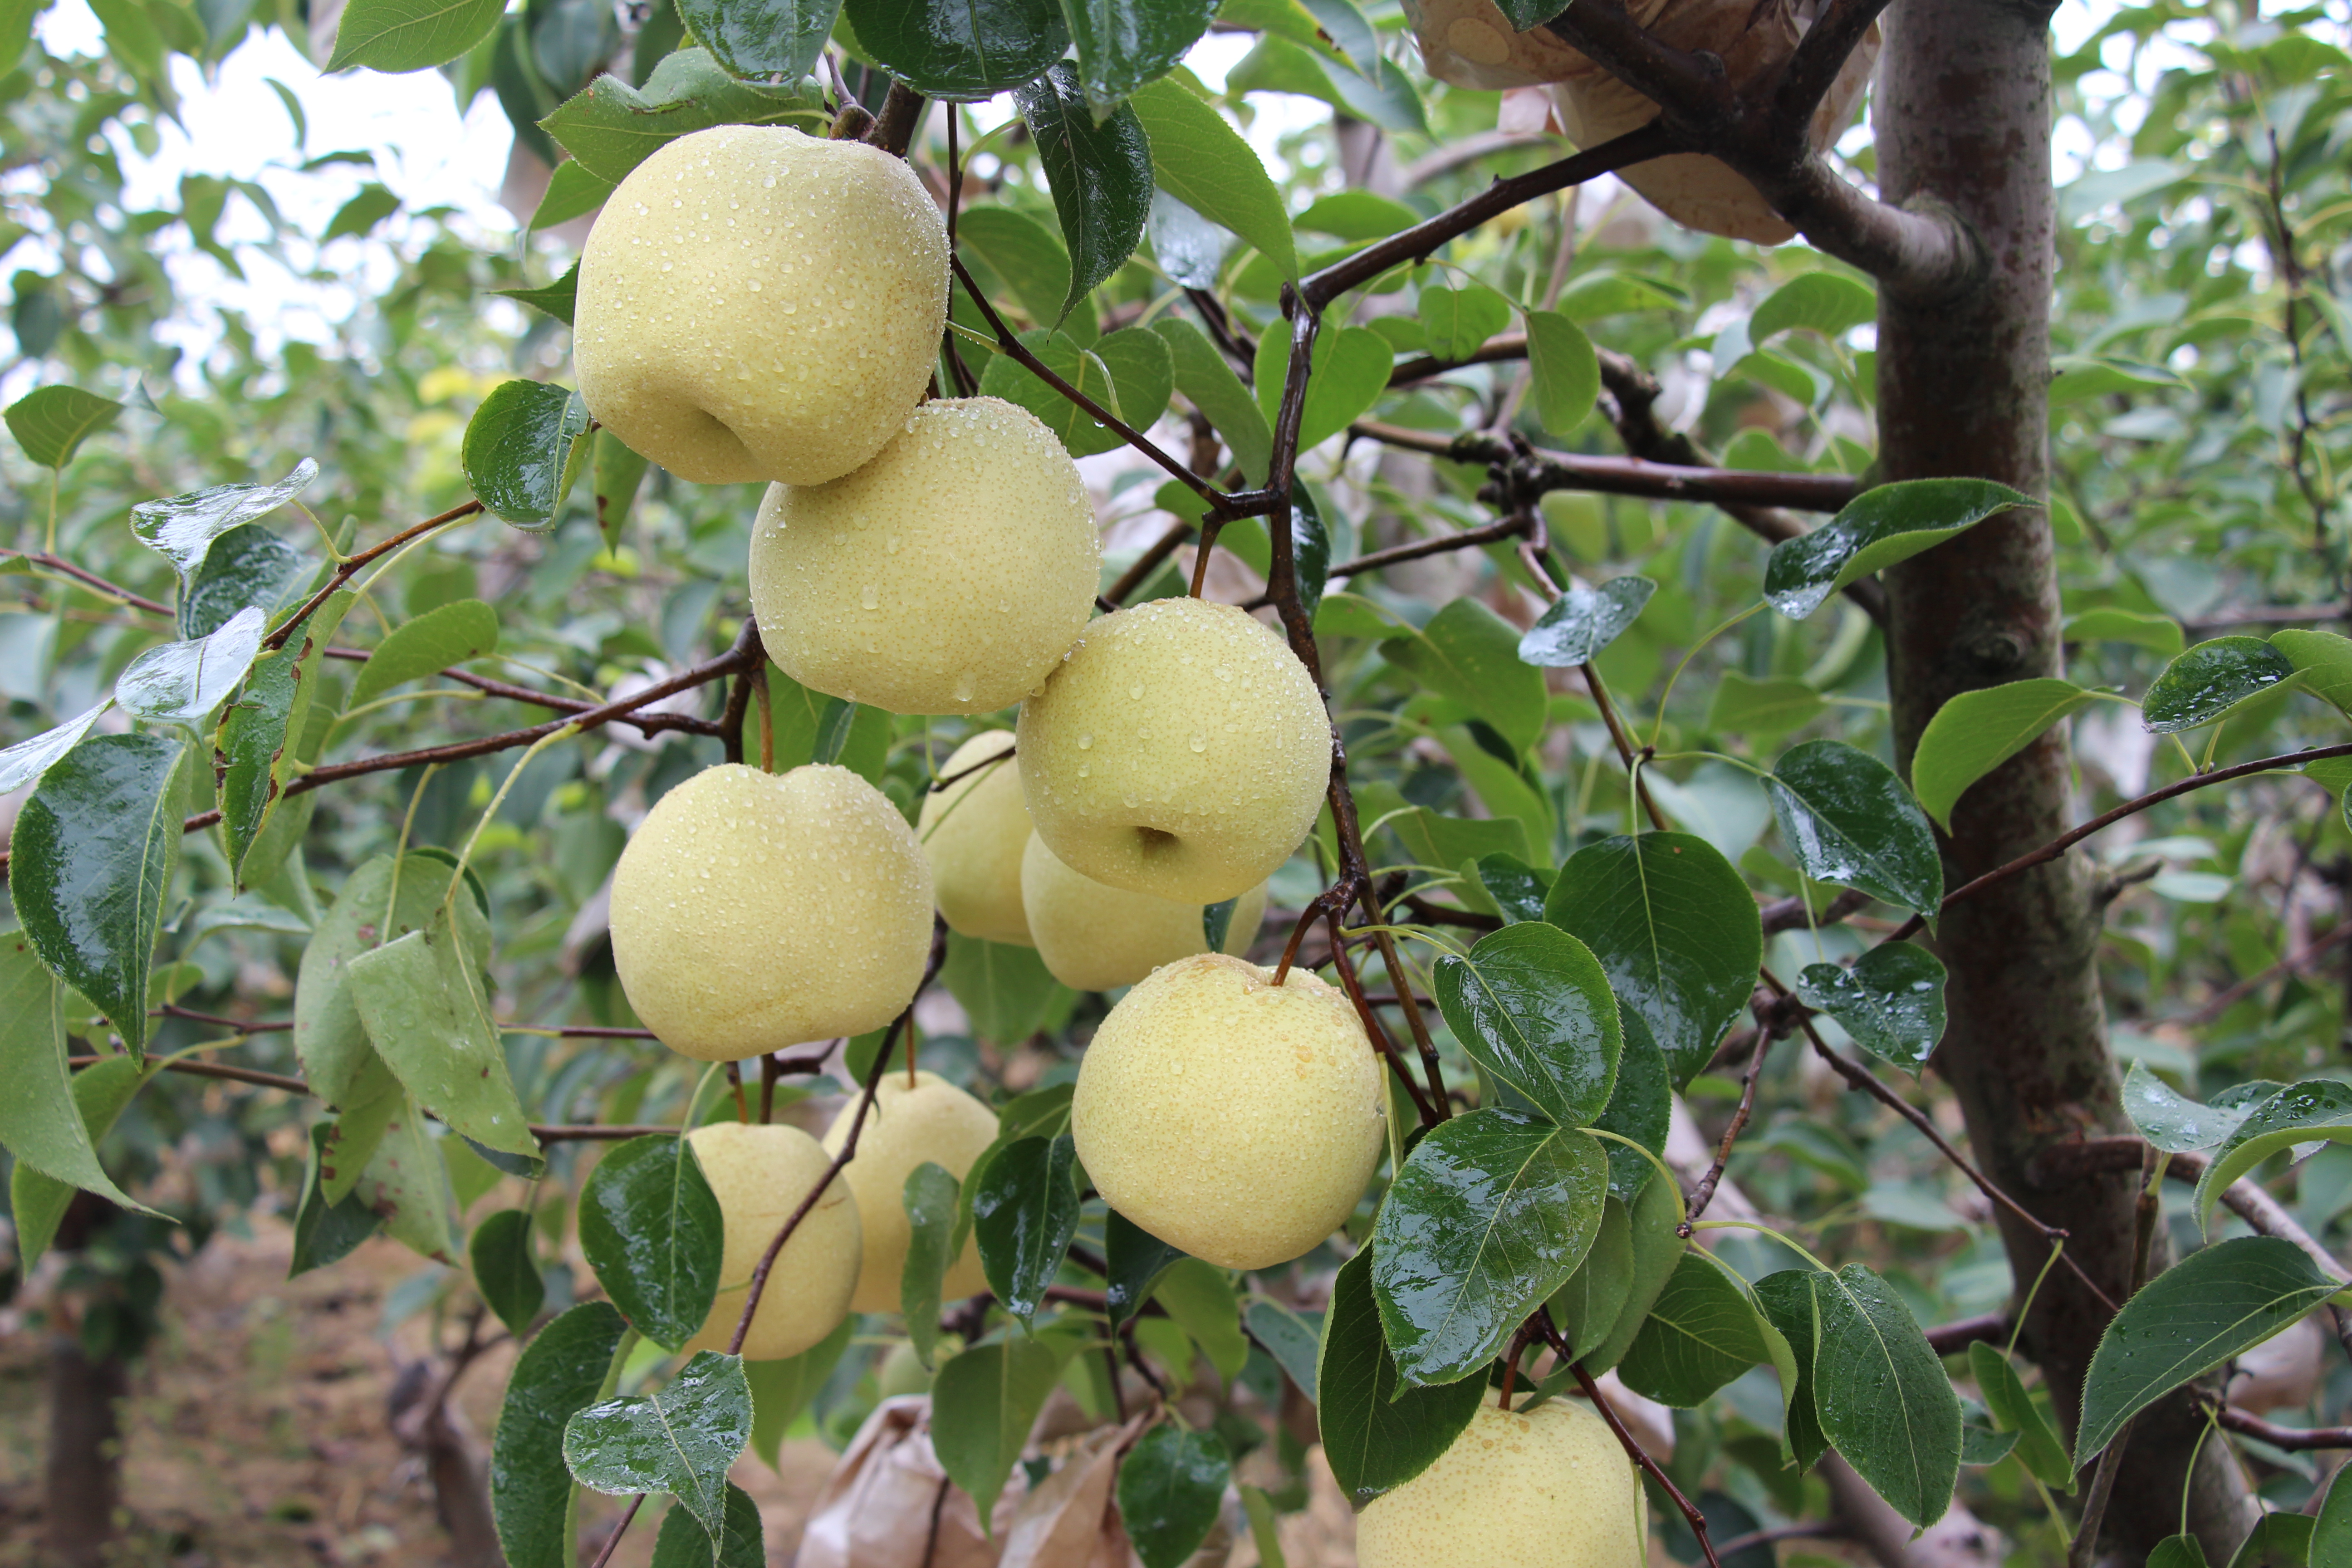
[798,1395,1023,1568]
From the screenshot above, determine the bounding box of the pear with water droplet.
[1022,832,1265,991]
[821,1070,999,1313]
[679,1121,863,1360]
[916,730,1034,946]
[609,763,932,1060]
[1072,953,1382,1269]
[1355,1397,1647,1568]
[573,124,946,486]
[1018,597,1329,904]
[750,397,1100,715]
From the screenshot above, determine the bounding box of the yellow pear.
[608,763,932,1060]
[821,1070,999,1314]
[1021,832,1266,991]
[916,730,1033,946]
[749,397,1100,715]
[1071,953,1382,1268]
[1017,597,1329,904]
[680,1121,862,1362]
[572,124,946,486]
[1356,1397,1647,1568]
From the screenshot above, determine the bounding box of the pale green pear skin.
[1072,953,1382,1269]
[916,730,1034,946]
[1355,1397,1648,1568]
[680,1121,862,1361]
[1021,831,1265,991]
[1017,597,1330,904]
[573,124,946,486]
[821,1070,1000,1314]
[608,763,932,1061]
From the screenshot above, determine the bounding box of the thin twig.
[1682,1022,1773,1231]
[585,1494,645,1568]
[264,500,484,652]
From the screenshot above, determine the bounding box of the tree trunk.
[1874,0,2255,1558]
[44,1334,127,1568]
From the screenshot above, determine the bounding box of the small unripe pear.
[750,397,1100,716]
[608,764,932,1061]
[821,1070,1000,1314]
[1021,832,1265,991]
[1018,597,1329,904]
[573,124,947,486]
[916,730,1033,946]
[1072,953,1382,1269]
[680,1121,862,1362]
[1355,1397,1647,1568]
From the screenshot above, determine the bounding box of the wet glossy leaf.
[649,1481,763,1568]
[0,938,147,1218]
[1763,478,2032,620]
[1286,484,1333,621]
[1525,308,1600,436]
[2075,1236,2340,1465]
[1314,1245,1487,1507]
[1060,0,1213,109]
[1106,1206,1186,1329]
[1252,321,1392,458]
[1153,315,1271,483]
[2191,1078,2352,1232]
[348,900,540,1163]
[494,260,579,326]
[1807,1264,1960,1525]
[1120,1425,1232,1568]
[1518,574,1654,668]
[492,1301,631,1568]
[745,1318,851,1469]
[1619,1250,1769,1407]
[931,1334,1063,1523]
[1383,597,1548,754]
[1016,63,1152,323]
[217,588,352,883]
[1418,282,1510,363]
[2122,1062,2256,1154]
[1372,1109,1608,1387]
[462,380,592,529]
[1147,188,1226,290]
[2142,636,2301,734]
[10,732,193,1063]
[472,1207,545,1336]
[0,702,108,797]
[1129,75,1296,279]
[327,0,505,70]
[1585,1164,1685,1375]
[290,1119,381,1275]
[977,328,1127,457]
[564,1350,753,1540]
[6,384,122,467]
[539,49,826,182]
[113,604,266,721]
[972,1133,1081,1324]
[349,598,498,709]
[1477,853,1552,924]
[1967,1342,2072,1491]
[130,457,318,589]
[901,1161,959,1367]
[1911,678,2101,831]
[1432,921,1621,1127]
[578,1133,723,1351]
[1544,833,1762,1088]
[1768,740,1943,916]
[2272,628,2352,717]
[673,0,834,80]
[1245,1297,1321,1399]
[1750,1270,1828,1469]
[1549,1194,1633,1362]
[1796,944,1947,1069]
[841,0,1064,96]
[1592,1014,1670,1201]
[181,524,311,641]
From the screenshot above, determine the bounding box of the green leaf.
[1910,678,2100,831]
[179,522,311,640]
[1750,1270,1828,1469]
[539,49,827,182]
[1592,1014,1670,1201]
[290,1118,382,1275]
[1706,671,1827,737]
[2066,606,2184,656]
[901,1161,960,1367]
[1768,740,1943,917]
[357,1093,463,1263]
[324,182,401,240]
[1584,1164,1685,1375]
[2192,1078,2352,1233]
[0,942,149,1231]
[217,588,352,883]
[492,1301,632,1568]
[1372,1109,1608,1386]
[294,853,453,1109]
[745,1318,852,1469]
[1751,271,1876,342]
[1764,479,2033,620]
[1244,1297,1321,1399]
[1518,574,1653,668]
[1811,1264,1960,1526]
[1252,321,1392,457]
[1314,1245,1487,1507]
[1156,1258,1249,1379]
[972,1133,1081,1325]
[1524,309,1600,437]
[2122,1062,2256,1153]
[941,931,1071,1043]
[9,733,193,1063]
[564,1349,753,1541]
[318,1090,400,1206]
[840,0,1066,96]
[649,1482,764,1568]
[1544,833,1762,1087]
[1797,944,1947,1069]
[1147,187,1227,289]
[961,203,1077,333]
[5,384,122,468]
[1383,597,1548,754]
[529,160,612,231]
[2228,1514,2312,1568]
[0,704,111,797]
[1549,1194,1633,1363]
[1058,0,1212,109]
[2074,1236,2342,1465]
[1128,75,1296,279]
[462,380,593,529]
[1016,63,1152,324]
[1618,1250,1770,1406]
[1153,315,1271,483]
[1225,30,1426,134]
[1093,325,1174,432]
[494,260,580,326]
[1294,189,1418,242]
[1431,922,1621,1128]
[2142,636,2302,735]
[1967,1342,2072,1492]
[976,329,1128,457]
[327,0,504,70]
[1477,853,1552,926]
[113,604,267,722]
[673,0,835,80]
[578,1134,724,1352]
[1417,282,1509,363]
[350,599,499,709]
[1119,1425,1232,1568]
[2272,628,2352,717]
[1106,1206,1186,1328]
[471,1208,545,1336]
[2314,1462,2352,1568]
[593,430,650,549]
[348,901,540,1163]
[931,1335,1065,1524]
[130,458,319,590]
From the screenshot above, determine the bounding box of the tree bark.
[45,1334,127,1568]
[1874,0,2255,1558]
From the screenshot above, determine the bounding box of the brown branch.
[322,649,722,738]
[1761,886,1872,936]
[585,1494,645,1568]
[2170,922,2352,1026]
[157,1004,292,1032]
[71,1055,308,1093]
[862,81,926,158]
[2215,1407,2352,1451]
[264,500,485,652]
[1352,420,1859,514]
[1924,1312,2010,1356]
[1682,1020,1774,1231]
[3,550,173,615]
